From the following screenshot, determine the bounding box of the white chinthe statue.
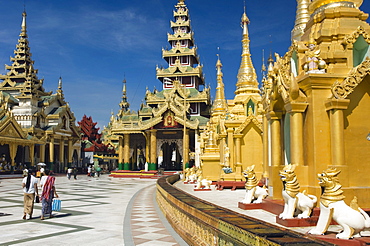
[240,165,268,204]
[309,168,370,239]
[279,164,317,219]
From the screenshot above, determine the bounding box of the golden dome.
[309,0,363,14]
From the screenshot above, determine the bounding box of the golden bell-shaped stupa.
[308,0,363,14]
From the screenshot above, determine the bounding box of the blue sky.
[0,0,369,129]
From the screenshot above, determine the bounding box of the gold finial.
[58,77,62,91]
[20,10,27,37]
[216,47,222,68]
[177,0,186,6]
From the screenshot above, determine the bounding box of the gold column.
[40,144,45,163]
[268,111,283,199]
[285,102,308,165]
[227,128,234,170]
[183,129,189,166]
[325,99,350,185]
[234,135,242,165]
[262,114,269,179]
[123,134,130,164]
[330,109,345,166]
[68,138,73,165]
[150,129,157,164]
[145,131,150,163]
[59,137,65,169]
[118,136,124,167]
[49,136,54,164]
[29,144,35,166]
[9,143,18,167]
[219,135,227,166]
[234,134,243,180]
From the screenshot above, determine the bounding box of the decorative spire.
[20,11,27,38]
[235,6,259,95]
[119,78,130,112]
[261,49,267,78]
[211,52,227,117]
[268,52,274,72]
[58,76,62,91]
[291,0,310,41]
[56,76,65,100]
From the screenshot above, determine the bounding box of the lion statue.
[195,169,212,189]
[308,168,370,239]
[184,166,198,183]
[279,164,317,219]
[240,165,268,204]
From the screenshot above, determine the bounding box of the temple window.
[353,35,370,67]
[189,103,200,115]
[181,40,188,47]
[181,56,189,65]
[246,99,255,116]
[291,50,298,76]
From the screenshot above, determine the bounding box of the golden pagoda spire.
[57,77,65,100]
[58,77,62,91]
[235,5,259,95]
[20,11,27,38]
[291,0,310,41]
[211,52,227,117]
[119,78,130,112]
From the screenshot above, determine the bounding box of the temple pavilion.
[103,0,211,171]
[0,11,81,172]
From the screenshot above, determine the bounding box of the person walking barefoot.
[40,169,59,220]
[22,169,39,220]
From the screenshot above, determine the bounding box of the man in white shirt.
[22,170,39,220]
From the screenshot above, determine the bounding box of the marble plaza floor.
[0,175,187,246]
[2,174,368,246]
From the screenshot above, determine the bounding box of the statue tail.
[307,194,317,204]
[359,208,370,228]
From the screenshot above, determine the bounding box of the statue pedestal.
[201,152,220,181]
[312,234,370,246]
[238,202,262,210]
[238,198,343,227]
[194,188,212,191]
[276,215,322,227]
[215,180,245,191]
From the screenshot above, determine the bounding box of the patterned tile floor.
[129,186,184,246]
[0,174,187,246]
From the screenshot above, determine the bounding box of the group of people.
[22,169,58,220]
[67,167,78,180]
[87,165,102,177]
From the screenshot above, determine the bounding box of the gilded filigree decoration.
[332,58,370,99]
[234,116,263,134]
[342,26,370,49]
